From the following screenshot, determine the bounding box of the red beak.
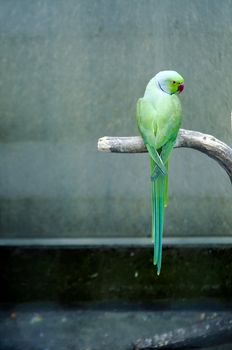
[178,83,185,93]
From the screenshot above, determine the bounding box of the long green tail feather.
[157,176,164,274]
[150,157,166,275]
[154,178,160,267]
[164,161,169,208]
[150,158,156,242]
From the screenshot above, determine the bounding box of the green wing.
[136,98,167,176]
[151,139,176,181]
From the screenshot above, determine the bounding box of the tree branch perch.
[98,129,232,183]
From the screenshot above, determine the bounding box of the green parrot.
[136,70,184,275]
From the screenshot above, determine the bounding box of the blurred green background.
[0,0,231,238]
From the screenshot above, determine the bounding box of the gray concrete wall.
[0,0,231,238]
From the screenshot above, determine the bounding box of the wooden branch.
[98,129,232,183]
[133,314,232,349]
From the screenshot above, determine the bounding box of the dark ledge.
[0,244,232,304]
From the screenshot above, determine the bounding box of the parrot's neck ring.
[156,79,173,95]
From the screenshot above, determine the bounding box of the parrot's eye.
[173,81,176,84]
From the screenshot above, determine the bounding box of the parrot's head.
[155,70,184,95]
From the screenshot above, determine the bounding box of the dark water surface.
[0,302,232,350]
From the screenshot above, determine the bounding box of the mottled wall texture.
[0,0,231,238]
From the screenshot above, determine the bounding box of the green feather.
[164,161,169,208]
[151,157,165,275]
[157,175,165,274]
